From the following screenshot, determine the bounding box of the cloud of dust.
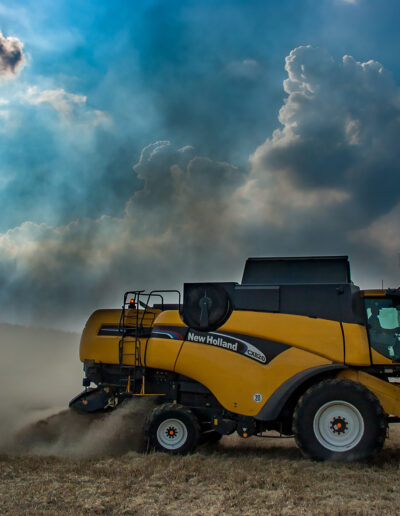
[14,398,154,457]
[0,323,154,457]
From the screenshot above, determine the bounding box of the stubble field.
[2,408,400,515]
[2,430,400,515]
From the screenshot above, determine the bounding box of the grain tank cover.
[241,256,351,285]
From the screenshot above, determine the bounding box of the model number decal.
[186,330,267,364]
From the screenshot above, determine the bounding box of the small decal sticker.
[253,393,263,403]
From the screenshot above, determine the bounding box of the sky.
[0,0,399,330]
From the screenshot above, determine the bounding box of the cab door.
[364,295,400,364]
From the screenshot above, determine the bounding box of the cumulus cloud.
[249,46,400,228]
[126,141,244,235]
[24,86,111,126]
[26,87,86,113]
[0,142,246,328]
[0,31,25,79]
[0,46,399,329]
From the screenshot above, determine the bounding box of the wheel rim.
[156,418,188,450]
[313,401,365,452]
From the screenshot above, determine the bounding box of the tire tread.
[293,378,386,461]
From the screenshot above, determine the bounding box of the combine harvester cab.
[70,256,400,461]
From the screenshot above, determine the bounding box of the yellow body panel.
[80,309,122,364]
[80,308,160,365]
[153,310,360,415]
[175,343,331,416]
[81,310,361,367]
[219,311,344,363]
[342,323,371,366]
[142,310,186,369]
[338,369,400,417]
[156,311,373,366]
[144,337,183,370]
[153,311,183,326]
[370,348,393,365]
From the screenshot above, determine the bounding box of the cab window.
[364,297,400,360]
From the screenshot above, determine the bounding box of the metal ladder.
[118,290,181,395]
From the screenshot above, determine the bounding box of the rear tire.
[144,403,200,454]
[293,379,386,461]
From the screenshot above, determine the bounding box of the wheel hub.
[166,426,178,438]
[156,418,188,450]
[313,400,364,452]
[330,416,348,435]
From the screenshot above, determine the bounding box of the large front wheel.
[144,403,200,454]
[293,379,386,461]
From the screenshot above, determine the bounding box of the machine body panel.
[174,342,331,416]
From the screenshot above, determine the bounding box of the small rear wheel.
[293,379,386,461]
[144,403,200,454]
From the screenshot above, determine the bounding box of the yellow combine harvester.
[70,256,400,461]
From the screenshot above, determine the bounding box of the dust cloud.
[15,398,154,457]
[0,323,153,457]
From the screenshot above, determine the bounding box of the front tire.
[144,403,200,454]
[293,379,386,461]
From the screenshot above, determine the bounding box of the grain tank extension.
[70,256,400,461]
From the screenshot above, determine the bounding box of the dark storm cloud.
[0,47,399,330]
[0,32,25,78]
[244,46,400,285]
[251,46,400,227]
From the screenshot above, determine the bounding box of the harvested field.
[2,419,400,515]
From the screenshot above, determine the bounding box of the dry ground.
[2,424,400,515]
